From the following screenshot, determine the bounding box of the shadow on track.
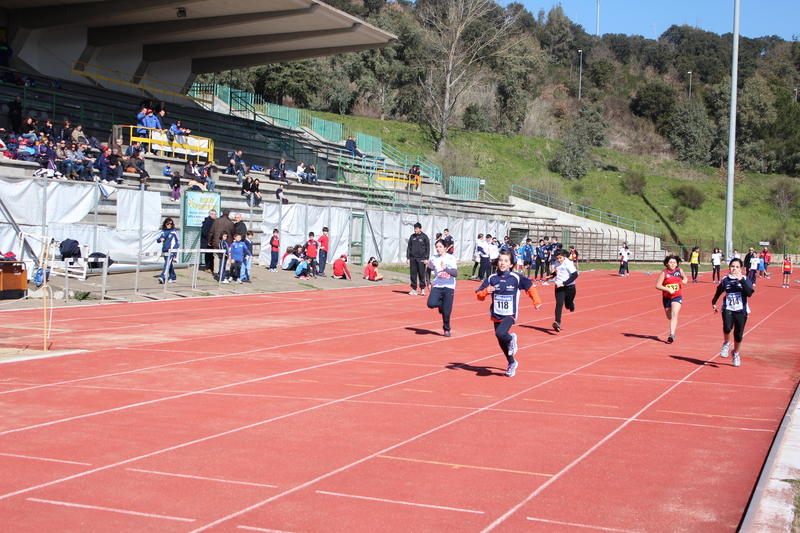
[446,362,504,377]
[622,333,664,342]
[669,355,718,367]
[405,327,441,336]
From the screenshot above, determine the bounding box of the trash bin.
[0,262,28,300]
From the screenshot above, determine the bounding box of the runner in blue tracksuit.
[711,258,755,368]
[157,217,180,283]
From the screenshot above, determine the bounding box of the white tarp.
[117,189,162,231]
[0,177,98,226]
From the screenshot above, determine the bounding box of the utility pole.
[724,0,741,259]
[578,49,583,101]
[596,0,600,37]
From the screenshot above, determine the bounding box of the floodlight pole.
[596,0,600,37]
[578,49,583,101]
[688,71,693,99]
[724,0,741,259]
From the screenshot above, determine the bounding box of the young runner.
[655,255,689,343]
[712,258,755,367]
[568,245,579,270]
[783,255,793,288]
[549,248,578,332]
[522,238,534,278]
[476,249,542,377]
[711,247,723,283]
[427,239,458,337]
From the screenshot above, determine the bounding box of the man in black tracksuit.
[406,222,430,296]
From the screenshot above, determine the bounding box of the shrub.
[671,206,689,225]
[622,171,647,195]
[462,104,493,133]
[672,183,706,210]
[770,178,800,217]
[525,173,564,199]
[549,127,592,180]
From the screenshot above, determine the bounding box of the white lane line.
[0,453,91,466]
[479,296,799,533]
[26,498,195,522]
[237,526,295,532]
[315,490,484,514]
[527,516,643,532]
[126,468,277,488]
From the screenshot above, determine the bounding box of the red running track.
[0,270,798,532]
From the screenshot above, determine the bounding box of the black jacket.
[201,216,215,243]
[407,231,430,260]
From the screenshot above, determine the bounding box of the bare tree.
[416,0,521,152]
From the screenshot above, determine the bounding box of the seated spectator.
[408,164,421,191]
[129,151,150,190]
[20,117,38,143]
[225,150,246,184]
[278,158,288,177]
[332,254,352,280]
[295,162,308,184]
[74,143,95,181]
[201,160,216,191]
[363,257,384,282]
[344,136,363,158]
[65,142,86,179]
[125,141,143,160]
[241,175,254,205]
[108,148,124,183]
[251,178,263,207]
[54,139,73,177]
[71,124,87,146]
[58,120,73,143]
[169,119,191,146]
[269,164,289,183]
[94,148,112,183]
[39,118,55,139]
[282,248,300,271]
[306,164,319,185]
[295,256,311,279]
[275,183,288,204]
[162,161,173,178]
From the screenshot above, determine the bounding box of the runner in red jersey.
[655,255,689,344]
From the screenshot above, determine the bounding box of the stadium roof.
[2,0,398,74]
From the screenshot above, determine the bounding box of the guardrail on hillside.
[510,184,663,238]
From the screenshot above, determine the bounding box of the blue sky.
[515,0,799,41]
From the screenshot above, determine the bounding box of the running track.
[0,270,798,532]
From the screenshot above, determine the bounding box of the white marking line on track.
[26,498,195,522]
[0,452,91,465]
[527,516,643,532]
[478,295,800,533]
[378,455,551,476]
[315,490,484,514]
[237,526,295,533]
[125,468,277,488]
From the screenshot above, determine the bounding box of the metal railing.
[447,176,480,200]
[71,61,211,106]
[381,143,442,184]
[122,126,214,162]
[510,184,663,238]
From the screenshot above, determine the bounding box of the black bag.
[166,130,175,142]
[88,252,114,269]
[60,239,81,259]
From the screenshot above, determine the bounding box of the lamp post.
[578,49,583,101]
[795,88,798,102]
[688,71,693,100]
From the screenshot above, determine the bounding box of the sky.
[515,0,799,41]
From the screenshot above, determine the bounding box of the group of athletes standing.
[409,225,782,376]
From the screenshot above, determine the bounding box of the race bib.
[725,292,743,312]
[665,283,679,291]
[493,294,514,316]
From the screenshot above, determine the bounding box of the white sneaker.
[732,353,741,367]
[506,360,518,377]
[420,289,426,296]
[409,289,417,295]
[221,279,230,284]
[168,279,176,283]
[508,333,518,356]
[719,343,731,358]
[237,279,242,284]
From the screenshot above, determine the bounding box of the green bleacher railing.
[447,176,480,200]
[337,158,428,215]
[510,184,663,238]
[381,143,442,184]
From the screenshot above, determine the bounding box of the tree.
[574,102,609,147]
[549,126,592,180]
[587,59,614,89]
[252,61,320,107]
[415,0,521,152]
[668,98,714,166]
[494,35,543,134]
[538,5,573,65]
[630,81,677,131]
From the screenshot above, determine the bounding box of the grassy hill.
[310,110,800,254]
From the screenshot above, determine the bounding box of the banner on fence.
[184,191,221,227]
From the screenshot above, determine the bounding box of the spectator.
[170,172,181,202]
[267,228,280,272]
[7,96,22,134]
[242,231,254,283]
[163,161,173,179]
[129,151,150,189]
[39,118,56,139]
[282,247,300,271]
[54,139,74,178]
[344,136,363,158]
[201,160,216,191]
[275,183,288,204]
[295,256,311,280]
[94,148,113,183]
[278,158,289,177]
[108,148,124,184]
[332,254,352,280]
[233,213,247,242]
[241,176,255,206]
[226,150,246,184]
[269,164,289,184]
[296,162,309,184]
[306,164,319,185]
[58,120,73,143]
[318,227,329,276]
[156,217,180,284]
[363,258,384,281]
[209,210,234,280]
[227,233,250,284]
[406,222,430,296]
[200,209,217,273]
[71,124,87,145]
[251,178,263,207]
[407,164,421,191]
[74,143,95,181]
[65,142,86,180]
[125,141,143,160]
[20,117,38,142]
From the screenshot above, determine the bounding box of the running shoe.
[221,279,230,284]
[506,360,518,377]
[567,302,575,312]
[158,278,165,284]
[420,289,426,296]
[444,330,451,337]
[732,353,741,367]
[552,321,561,332]
[168,279,176,283]
[719,343,731,358]
[409,289,417,295]
[508,333,518,356]
[667,334,674,343]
